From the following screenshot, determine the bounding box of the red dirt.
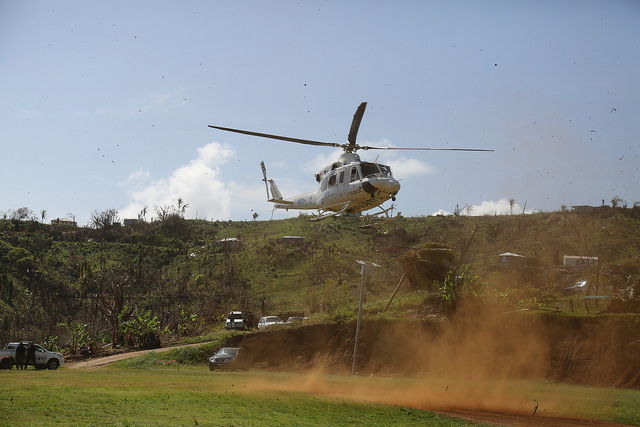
[228,314,640,389]
[223,311,639,426]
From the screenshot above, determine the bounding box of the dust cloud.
[241,301,562,416]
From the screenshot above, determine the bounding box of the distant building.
[282,235,305,242]
[563,255,598,270]
[123,218,141,227]
[571,205,598,213]
[216,237,243,251]
[51,218,77,227]
[498,252,526,267]
[571,205,611,215]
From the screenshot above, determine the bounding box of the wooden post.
[352,271,365,375]
[382,273,406,313]
[352,260,379,375]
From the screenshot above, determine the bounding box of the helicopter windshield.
[360,162,392,178]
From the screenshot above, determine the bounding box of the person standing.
[15,342,26,370]
[26,343,36,369]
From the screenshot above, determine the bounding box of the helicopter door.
[349,166,360,183]
[320,171,339,204]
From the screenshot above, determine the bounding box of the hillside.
[1,208,639,349]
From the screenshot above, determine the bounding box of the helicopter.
[209,102,492,220]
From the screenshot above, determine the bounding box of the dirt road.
[438,409,629,427]
[65,341,213,369]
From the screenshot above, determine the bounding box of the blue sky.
[1,0,638,224]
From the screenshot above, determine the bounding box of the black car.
[208,347,241,371]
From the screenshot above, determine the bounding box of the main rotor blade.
[347,102,367,147]
[358,145,494,152]
[208,125,342,148]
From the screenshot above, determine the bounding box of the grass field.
[2,364,640,426]
[0,367,476,426]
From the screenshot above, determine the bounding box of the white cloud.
[360,139,434,179]
[120,168,151,189]
[432,209,451,216]
[120,142,236,220]
[385,157,434,179]
[302,149,343,173]
[432,198,533,216]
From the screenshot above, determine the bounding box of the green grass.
[2,366,640,426]
[236,372,640,426]
[521,380,640,425]
[0,368,475,426]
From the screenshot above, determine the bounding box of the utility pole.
[352,260,379,375]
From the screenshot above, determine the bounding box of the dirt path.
[437,409,630,427]
[65,341,213,369]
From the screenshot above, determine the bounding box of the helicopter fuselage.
[273,153,400,214]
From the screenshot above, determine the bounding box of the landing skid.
[359,204,397,228]
[310,203,351,221]
[370,204,395,218]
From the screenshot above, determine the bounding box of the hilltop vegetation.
[1,207,639,350]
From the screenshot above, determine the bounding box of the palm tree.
[138,206,148,221]
[176,198,189,217]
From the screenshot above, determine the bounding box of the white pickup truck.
[0,342,65,370]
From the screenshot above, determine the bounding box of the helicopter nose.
[370,177,400,194]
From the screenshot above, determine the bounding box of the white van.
[257,316,283,330]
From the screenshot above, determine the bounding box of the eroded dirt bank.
[227,312,640,389]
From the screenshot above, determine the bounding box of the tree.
[40,209,47,222]
[10,207,32,221]
[94,268,135,346]
[611,196,622,208]
[154,205,177,221]
[120,309,161,349]
[177,198,189,217]
[400,243,458,290]
[138,206,148,222]
[611,196,623,217]
[90,209,119,230]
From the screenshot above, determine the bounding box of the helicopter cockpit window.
[360,162,392,178]
[321,176,328,191]
[350,167,360,182]
[328,173,336,186]
[339,171,345,184]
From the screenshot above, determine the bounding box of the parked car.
[257,316,283,330]
[208,347,241,370]
[0,356,13,369]
[0,342,65,370]
[285,316,307,324]
[564,280,588,292]
[225,311,251,330]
